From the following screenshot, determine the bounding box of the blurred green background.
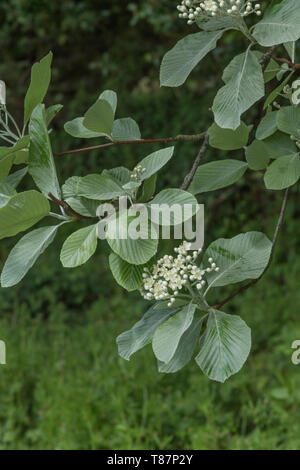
[0,0,300,450]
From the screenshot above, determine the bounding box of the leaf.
[62,176,81,199]
[117,304,179,361]
[0,190,50,240]
[189,160,248,195]
[24,52,53,125]
[284,41,296,62]
[148,188,198,225]
[60,224,98,268]
[0,136,30,180]
[158,317,204,374]
[0,182,16,208]
[252,0,300,47]
[263,72,294,110]
[195,309,251,383]
[3,167,28,188]
[77,174,125,201]
[83,99,114,136]
[65,197,99,218]
[256,111,278,140]
[102,167,132,187]
[139,174,157,203]
[29,104,61,199]
[263,131,297,158]
[109,253,150,292]
[99,90,117,115]
[152,303,196,363]
[208,122,251,150]
[1,225,59,287]
[213,50,264,130]
[137,147,174,181]
[112,118,141,141]
[276,106,300,137]
[264,153,300,190]
[160,30,224,87]
[196,14,247,33]
[204,231,272,290]
[64,117,104,139]
[106,210,158,265]
[46,104,63,126]
[245,140,270,170]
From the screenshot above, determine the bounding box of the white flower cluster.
[131,165,146,181]
[140,241,219,307]
[177,0,262,25]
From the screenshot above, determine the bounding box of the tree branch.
[180,133,209,190]
[259,46,277,70]
[54,133,206,158]
[215,188,289,310]
[48,192,97,221]
[273,57,300,70]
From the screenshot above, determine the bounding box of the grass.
[0,245,300,450]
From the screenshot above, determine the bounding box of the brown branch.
[48,192,97,221]
[54,133,206,158]
[273,57,300,70]
[180,133,209,190]
[215,188,289,310]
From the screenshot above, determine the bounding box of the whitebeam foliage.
[0,0,299,382]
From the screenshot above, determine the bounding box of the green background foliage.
[0,0,300,450]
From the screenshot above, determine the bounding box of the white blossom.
[140,240,220,304]
[176,0,262,25]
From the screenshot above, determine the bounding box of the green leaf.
[112,118,141,141]
[24,52,53,126]
[158,317,204,374]
[204,231,272,289]
[160,30,223,87]
[276,106,300,137]
[284,41,296,62]
[117,304,179,361]
[46,104,63,126]
[213,50,264,130]
[29,104,61,199]
[137,147,174,181]
[256,111,278,140]
[139,174,157,203]
[64,117,105,139]
[1,225,59,287]
[264,58,281,83]
[0,136,30,180]
[77,174,125,201]
[263,72,294,110]
[152,303,196,364]
[83,99,114,136]
[263,131,297,158]
[109,253,150,292]
[189,160,248,195]
[196,14,247,33]
[253,0,300,47]
[264,153,300,190]
[0,182,16,208]
[148,188,198,225]
[245,140,270,170]
[65,197,99,218]
[0,190,50,240]
[106,210,158,265]
[99,90,117,115]
[60,224,98,268]
[62,176,81,199]
[3,167,28,188]
[195,309,251,383]
[102,167,132,187]
[208,122,251,150]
